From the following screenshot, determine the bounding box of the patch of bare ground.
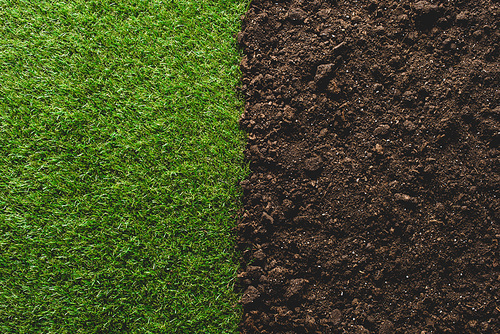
[237,0,499,333]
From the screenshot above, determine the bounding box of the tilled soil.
[236,0,499,333]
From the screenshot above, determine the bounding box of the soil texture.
[237,0,499,333]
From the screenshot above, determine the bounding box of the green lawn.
[0,0,248,332]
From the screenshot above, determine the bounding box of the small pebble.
[403,120,417,131]
[379,320,395,334]
[374,124,390,136]
[304,155,323,172]
[262,212,274,224]
[456,11,470,23]
[319,128,329,137]
[241,286,260,305]
[288,8,306,22]
[315,63,335,82]
[330,309,342,325]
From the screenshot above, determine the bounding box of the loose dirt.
[237,0,499,333]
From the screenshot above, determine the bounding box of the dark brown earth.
[236,0,499,333]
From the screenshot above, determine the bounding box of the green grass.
[0,0,248,332]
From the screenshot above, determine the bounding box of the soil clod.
[241,286,261,306]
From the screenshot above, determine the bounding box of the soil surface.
[236,0,499,333]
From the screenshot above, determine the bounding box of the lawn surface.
[0,1,248,332]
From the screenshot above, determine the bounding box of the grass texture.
[0,0,248,332]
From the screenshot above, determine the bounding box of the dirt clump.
[237,0,499,333]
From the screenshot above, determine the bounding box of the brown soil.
[236,0,499,333]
